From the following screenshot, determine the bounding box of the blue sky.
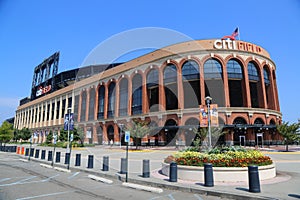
[0,0,299,124]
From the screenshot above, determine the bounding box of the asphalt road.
[0,152,227,200]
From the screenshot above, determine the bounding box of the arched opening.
[184,117,199,146]
[146,69,159,112]
[204,59,225,107]
[80,91,87,122]
[182,60,200,108]
[254,118,264,146]
[97,125,103,145]
[107,82,116,118]
[88,89,96,121]
[233,117,247,145]
[227,59,246,107]
[164,64,178,110]
[119,78,128,117]
[131,74,142,115]
[97,85,105,119]
[164,119,178,146]
[248,62,263,108]
[107,125,114,143]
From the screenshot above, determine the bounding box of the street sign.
[125,131,130,143]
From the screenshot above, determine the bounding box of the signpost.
[124,131,130,182]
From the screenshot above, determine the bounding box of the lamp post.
[66,107,72,154]
[66,107,72,170]
[205,96,212,149]
[119,123,124,148]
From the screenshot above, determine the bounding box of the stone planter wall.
[161,162,276,182]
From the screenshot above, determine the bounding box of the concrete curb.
[88,174,113,184]
[40,163,53,169]
[122,182,163,193]
[19,159,29,162]
[54,166,71,173]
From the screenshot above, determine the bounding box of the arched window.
[88,89,96,121]
[248,62,262,108]
[147,69,159,112]
[182,60,200,108]
[164,64,178,110]
[227,59,245,107]
[263,66,272,108]
[132,74,142,115]
[204,59,225,106]
[80,91,87,121]
[107,82,116,118]
[119,78,128,117]
[97,86,105,119]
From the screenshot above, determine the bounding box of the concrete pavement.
[11,144,300,199]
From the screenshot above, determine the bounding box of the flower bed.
[162,147,276,182]
[165,148,273,167]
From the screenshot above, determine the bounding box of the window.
[227,60,243,79]
[97,86,105,119]
[107,82,116,118]
[132,74,142,115]
[164,64,178,110]
[147,69,159,112]
[182,61,200,108]
[204,59,222,79]
[248,62,259,81]
[119,79,128,116]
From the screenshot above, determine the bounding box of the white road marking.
[16,190,74,200]
[0,176,36,186]
[0,178,11,183]
[68,172,80,179]
[194,194,203,200]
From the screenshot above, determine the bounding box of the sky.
[0,0,299,124]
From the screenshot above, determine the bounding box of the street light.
[118,123,124,148]
[205,96,212,149]
[66,107,72,170]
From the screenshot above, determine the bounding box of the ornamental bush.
[165,147,272,167]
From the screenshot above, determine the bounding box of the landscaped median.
[162,147,276,182]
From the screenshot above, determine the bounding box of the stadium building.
[14,38,282,146]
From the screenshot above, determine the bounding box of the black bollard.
[65,153,70,164]
[35,149,40,158]
[87,155,94,169]
[120,158,127,174]
[75,154,81,166]
[169,162,177,182]
[41,150,46,160]
[102,156,109,171]
[30,148,34,157]
[48,151,53,161]
[25,148,29,156]
[248,165,261,193]
[55,152,61,163]
[12,146,17,152]
[142,159,150,178]
[204,163,214,187]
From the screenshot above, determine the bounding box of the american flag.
[231,27,239,38]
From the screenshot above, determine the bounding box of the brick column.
[128,78,132,116]
[222,62,230,107]
[159,69,165,111]
[177,66,184,109]
[115,82,120,118]
[104,84,108,119]
[142,74,148,114]
[95,86,99,120]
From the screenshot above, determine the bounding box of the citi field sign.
[213,39,262,54]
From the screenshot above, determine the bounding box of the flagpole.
[238,26,240,40]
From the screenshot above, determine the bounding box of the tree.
[46,130,54,144]
[276,122,300,152]
[0,121,14,146]
[19,128,32,141]
[125,119,150,150]
[192,127,226,151]
[59,127,84,146]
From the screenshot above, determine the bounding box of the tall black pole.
[28,134,32,161]
[126,140,128,182]
[51,133,57,167]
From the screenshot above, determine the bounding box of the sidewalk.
[13,145,300,200]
